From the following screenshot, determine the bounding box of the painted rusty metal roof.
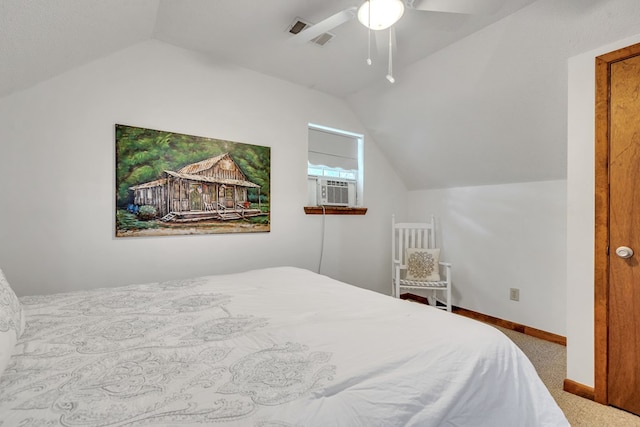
[130,153,261,191]
[130,178,167,189]
[164,170,260,188]
[177,153,228,175]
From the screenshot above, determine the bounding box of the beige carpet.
[495,326,640,427]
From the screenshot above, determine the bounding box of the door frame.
[594,42,640,405]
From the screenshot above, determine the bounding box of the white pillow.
[405,248,441,281]
[0,267,23,377]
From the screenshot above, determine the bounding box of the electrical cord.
[318,205,326,274]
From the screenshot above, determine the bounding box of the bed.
[0,266,568,426]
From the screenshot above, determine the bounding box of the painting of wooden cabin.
[130,153,263,222]
[115,124,270,237]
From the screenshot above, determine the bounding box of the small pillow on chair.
[406,248,441,281]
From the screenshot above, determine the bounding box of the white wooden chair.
[392,215,452,311]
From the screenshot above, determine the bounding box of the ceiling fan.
[290,0,505,83]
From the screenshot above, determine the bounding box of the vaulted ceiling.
[1,0,535,99]
[3,0,635,190]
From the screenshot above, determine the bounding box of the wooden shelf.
[304,206,368,215]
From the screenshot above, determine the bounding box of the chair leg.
[430,290,439,307]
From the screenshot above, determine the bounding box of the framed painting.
[115,124,270,237]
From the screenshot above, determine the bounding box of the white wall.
[407,180,567,336]
[567,33,640,388]
[348,0,640,389]
[0,39,407,297]
[348,0,640,191]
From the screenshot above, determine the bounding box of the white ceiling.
[153,0,537,97]
[0,0,159,98]
[1,0,536,99]
[6,0,621,190]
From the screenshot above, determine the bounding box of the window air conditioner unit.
[317,178,356,207]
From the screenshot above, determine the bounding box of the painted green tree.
[115,125,270,208]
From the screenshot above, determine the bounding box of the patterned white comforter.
[0,267,568,426]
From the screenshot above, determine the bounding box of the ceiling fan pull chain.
[367,1,372,65]
[386,27,395,83]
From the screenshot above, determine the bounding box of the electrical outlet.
[510,288,520,302]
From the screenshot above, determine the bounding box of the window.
[307,124,364,208]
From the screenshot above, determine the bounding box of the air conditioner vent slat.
[317,178,355,207]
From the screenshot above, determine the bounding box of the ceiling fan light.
[357,0,405,31]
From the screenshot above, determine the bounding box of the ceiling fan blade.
[291,7,357,44]
[409,0,505,15]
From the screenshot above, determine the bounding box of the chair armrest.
[438,262,452,284]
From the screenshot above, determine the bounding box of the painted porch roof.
[130,178,167,189]
[164,170,260,188]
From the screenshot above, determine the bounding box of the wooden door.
[190,184,202,211]
[225,186,234,208]
[597,48,640,415]
[594,45,640,415]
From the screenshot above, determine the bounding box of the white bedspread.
[0,267,568,426]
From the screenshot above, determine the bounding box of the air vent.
[288,19,308,35]
[287,18,335,46]
[311,32,333,46]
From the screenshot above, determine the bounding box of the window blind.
[308,127,358,170]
